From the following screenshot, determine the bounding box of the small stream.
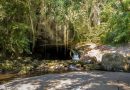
[0,74,17,84]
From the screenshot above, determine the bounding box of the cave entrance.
[34,44,72,60]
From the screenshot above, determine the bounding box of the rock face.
[76,43,130,63]
[75,43,130,71]
[85,49,103,62]
[80,55,97,64]
[101,53,129,71]
[77,43,103,62]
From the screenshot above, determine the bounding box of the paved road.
[0,71,130,90]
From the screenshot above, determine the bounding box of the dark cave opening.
[33,45,72,60]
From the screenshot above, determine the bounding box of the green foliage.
[0,0,130,58]
[101,0,130,44]
[0,57,36,74]
[0,0,41,57]
[1,60,15,71]
[41,0,106,44]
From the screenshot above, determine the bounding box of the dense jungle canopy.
[0,0,130,58]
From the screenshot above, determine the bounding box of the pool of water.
[0,74,17,84]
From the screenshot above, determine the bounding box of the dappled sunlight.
[72,82,101,90]
[59,72,103,78]
[87,72,103,78]
[13,83,40,90]
[46,79,80,89]
[1,71,130,90]
[0,0,130,90]
[107,81,130,90]
[1,83,41,90]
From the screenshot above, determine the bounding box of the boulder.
[80,55,97,64]
[77,43,130,62]
[101,53,129,71]
[86,49,103,62]
[68,64,82,71]
[76,43,103,62]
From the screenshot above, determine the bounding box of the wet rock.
[69,65,81,71]
[0,69,3,74]
[80,55,97,64]
[54,64,67,72]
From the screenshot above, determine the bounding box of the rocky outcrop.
[76,43,103,62]
[76,43,130,63]
[75,43,130,71]
[80,55,97,64]
[101,53,129,71]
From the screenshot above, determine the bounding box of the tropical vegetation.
[0,0,130,77]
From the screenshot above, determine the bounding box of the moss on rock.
[101,53,130,71]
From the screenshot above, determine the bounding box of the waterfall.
[71,50,80,61]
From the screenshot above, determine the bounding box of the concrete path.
[0,71,130,90]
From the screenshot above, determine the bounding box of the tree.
[0,0,38,57]
[101,0,130,44]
